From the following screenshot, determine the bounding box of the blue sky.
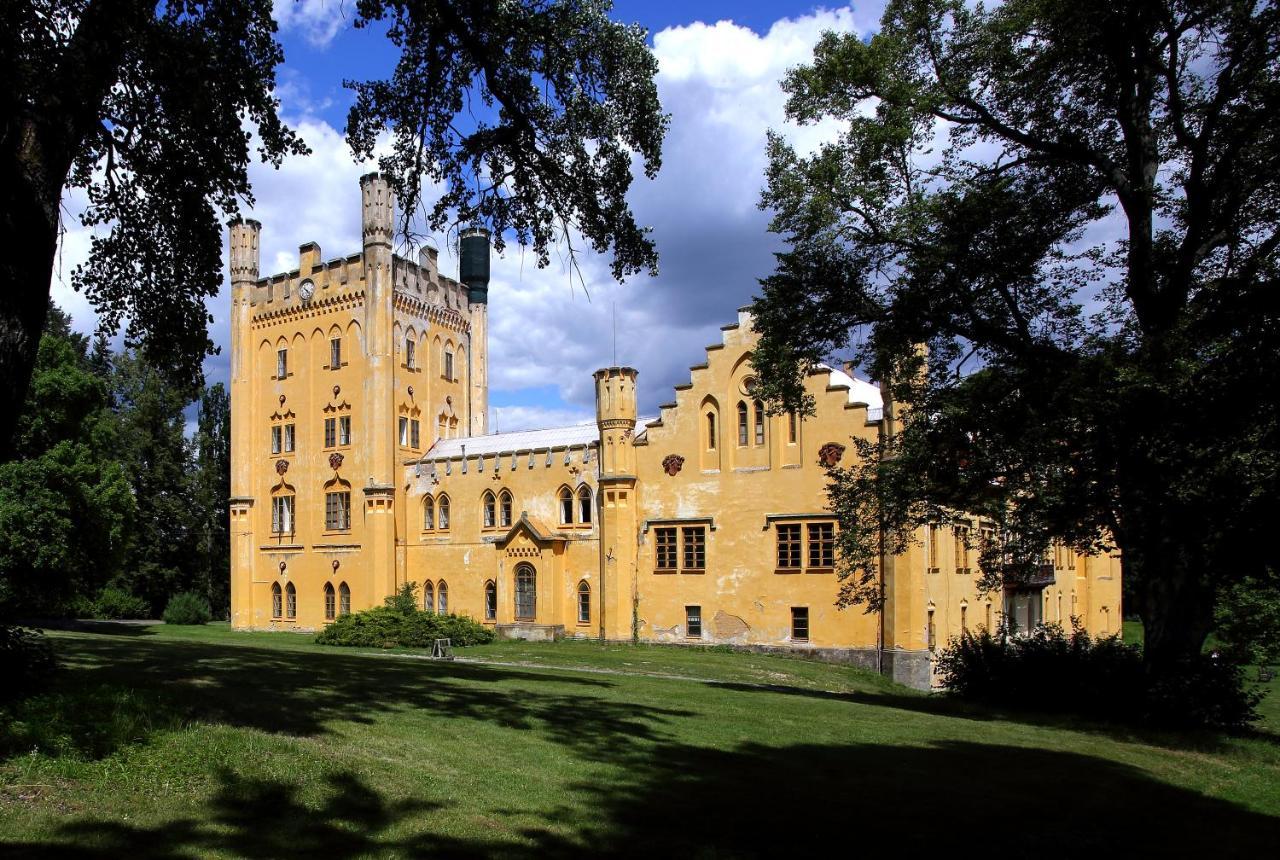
[51,1,889,431]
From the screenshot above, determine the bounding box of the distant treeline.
[0,302,229,620]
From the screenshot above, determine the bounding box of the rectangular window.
[927,524,939,572]
[954,526,970,574]
[406,340,416,369]
[398,416,409,446]
[791,607,809,642]
[325,491,351,530]
[444,350,454,381]
[324,418,336,448]
[283,423,295,453]
[276,348,287,379]
[271,496,294,534]
[271,425,282,454]
[338,415,351,446]
[410,419,420,449]
[807,522,835,569]
[776,523,802,570]
[330,338,341,369]
[655,527,678,571]
[682,526,706,571]
[686,605,702,638]
[754,402,765,445]
[788,412,798,444]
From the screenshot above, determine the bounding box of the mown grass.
[2,623,1279,857]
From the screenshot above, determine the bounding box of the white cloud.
[490,405,595,435]
[272,0,352,49]
[48,6,882,432]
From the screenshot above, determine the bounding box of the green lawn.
[2,624,1279,857]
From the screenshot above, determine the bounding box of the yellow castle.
[228,174,1122,687]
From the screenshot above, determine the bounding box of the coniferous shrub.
[161,592,212,625]
[935,622,1262,731]
[0,625,57,703]
[315,582,494,648]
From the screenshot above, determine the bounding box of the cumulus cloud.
[272,0,352,49]
[49,6,884,431]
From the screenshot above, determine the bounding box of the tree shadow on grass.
[3,740,1278,857]
[2,634,694,764]
[709,680,1280,753]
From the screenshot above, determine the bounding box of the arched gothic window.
[438,580,449,614]
[484,581,497,621]
[577,486,593,525]
[271,582,282,619]
[499,491,513,528]
[559,486,574,525]
[515,564,536,620]
[577,580,591,624]
[438,495,451,530]
[324,582,335,620]
[423,580,435,613]
[754,399,765,445]
[423,495,435,530]
[482,491,496,528]
[706,412,717,449]
[285,582,296,619]
[339,582,351,615]
[737,401,749,446]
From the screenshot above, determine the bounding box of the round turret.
[459,227,491,304]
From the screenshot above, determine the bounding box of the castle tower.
[461,227,491,436]
[594,366,639,639]
[228,217,260,628]
[359,172,398,599]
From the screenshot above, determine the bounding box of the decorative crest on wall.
[818,443,846,467]
[661,454,685,476]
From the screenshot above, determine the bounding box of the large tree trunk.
[1126,518,1216,675]
[0,126,61,461]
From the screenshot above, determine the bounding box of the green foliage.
[317,583,494,648]
[162,592,213,626]
[0,442,134,617]
[87,587,150,621]
[1214,572,1280,666]
[0,625,56,704]
[346,0,667,282]
[191,384,231,617]
[752,0,1280,670]
[936,624,1262,730]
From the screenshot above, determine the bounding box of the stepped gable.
[638,308,884,444]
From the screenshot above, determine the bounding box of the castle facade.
[228,175,1122,688]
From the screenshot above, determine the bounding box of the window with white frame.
[271,495,294,534]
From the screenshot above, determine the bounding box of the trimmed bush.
[162,592,212,625]
[92,587,150,620]
[316,583,493,649]
[936,622,1262,730]
[0,625,57,704]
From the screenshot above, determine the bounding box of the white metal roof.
[820,365,884,422]
[420,418,652,460]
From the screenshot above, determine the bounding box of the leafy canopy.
[346,0,667,282]
[752,0,1280,663]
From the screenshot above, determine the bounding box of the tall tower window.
[405,338,416,369]
[737,401,749,446]
[330,338,341,369]
[788,412,798,444]
[444,348,454,381]
[339,415,351,446]
[325,491,351,531]
[271,495,294,534]
[578,486,593,525]
[706,412,717,449]
[276,348,288,379]
[754,400,766,445]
